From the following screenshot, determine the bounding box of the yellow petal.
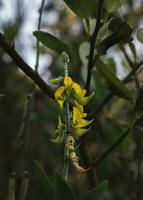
[75,119,93,128]
[75,128,90,137]
[55,86,65,98]
[81,113,87,118]
[73,106,82,125]
[55,86,65,108]
[72,82,86,97]
[64,76,73,87]
[74,101,84,113]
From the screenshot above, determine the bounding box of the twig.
[120,44,140,90]
[85,0,104,94]
[0,33,54,99]
[18,171,29,200]
[91,128,130,167]
[62,52,70,182]
[80,0,104,188]
[7,172,16,200]
[16,94,33,178]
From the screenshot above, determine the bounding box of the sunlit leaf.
[104,0,126,13]
[137,28,143,43]
[33,31,74,64]
[97,19,133,54]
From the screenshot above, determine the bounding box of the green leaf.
[95,58,132,101]
[33,159,56,200]
[33,31,74,64]
[63,0,96,18]
[104,0,126,13]
[137,28,143,43]
[53,173,77,200]
[83,181,108,200]
[97,19,133,54]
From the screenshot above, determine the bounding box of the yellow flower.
[72,82,86,97]
[64,76,73,87]
[51,116,64,143]
[73,106,93,129]
[55,86,65,108]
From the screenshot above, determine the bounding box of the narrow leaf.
[83,181,108,200]
[33,31,74,63]
[97,20,133,54]
[95,58,132,101]
[33,159,56,200]
[53,173,77,200]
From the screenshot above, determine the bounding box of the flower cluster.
[52,76,94,138]
[50,75,94,173]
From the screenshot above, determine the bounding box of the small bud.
[51,134,64,144]
[49,76,63,85]
[73,92,95,106]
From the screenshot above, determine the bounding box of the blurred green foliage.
[0,0,143,200]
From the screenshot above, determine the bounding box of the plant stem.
[62,52,70,182]
[85,0,104,94]
[80,0,104,188]
[91,128,130,167]
[120,44,140,90]
[63,102,70,182]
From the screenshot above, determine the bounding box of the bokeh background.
[0,0,143,199]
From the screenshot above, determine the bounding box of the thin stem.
[16,94,33,178]
[7,172,16,200]
[85,0,104,94]
[120,44,140,90]
[35,0,45,72]
[91,128,130,167]
[62,52,70,182]
[80,0,104,188]
[91,117,140,167]
[63,102,70,182]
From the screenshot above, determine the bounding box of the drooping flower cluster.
[50,75,94,173]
